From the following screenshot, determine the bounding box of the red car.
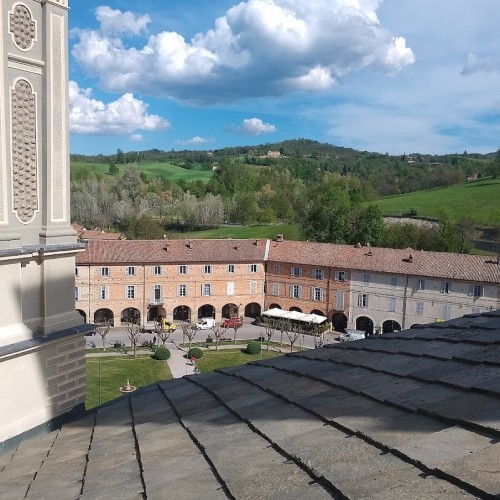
[222,317,243,328]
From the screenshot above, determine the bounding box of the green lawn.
[86,356,172,409]
[372,179,500,225]
[174,224,301,240]
[196,348,279,373]
[71,160,213,183]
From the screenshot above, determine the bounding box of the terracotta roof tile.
[76,239,267,265]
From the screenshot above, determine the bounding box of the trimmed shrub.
[154,346,171,360]
[246,340,261,354]
[187,347,204,359]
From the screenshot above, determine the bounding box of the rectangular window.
[388,297,396,312]
[272,283,280,296]
[203,265,212,274]
[416,301,424,316]
[227,282,235,295]
[249,264,258,273]
[311,287,324,301]
[126,285,136,299]
[202,283,212,296]
[290,285,302,299]
[441,281,452,294]
[335,271,346,281]
[357,294,369,308]
[178,265,188,275]
[126,266,136,277]
[75,287,82,301]
[152,265,162,276]
[418,279,425,291]
[177,284,187,297]
[227,264,235,273]
[99,286,109,300]
[442,304,452,320]
[390,276,397,287]
[250,281,257,294]
[363,274,370,286]
[313,268,325,279]
[291,266,303,277]
[75,267,80,277]
[273,264,280,275]
[336,290,344,310]
[151,285,162,303]
[469,284,484,297]
[100,266,110,277]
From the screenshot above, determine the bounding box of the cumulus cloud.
[178,136,215,146]
[129,134,144,142]
[69,81,170,135]
[236,118,277,135]
[71,0,414,103]
[95,6,150,36]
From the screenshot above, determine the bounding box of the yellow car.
[160,319,176,332]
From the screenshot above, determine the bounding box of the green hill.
[373,179,500,225]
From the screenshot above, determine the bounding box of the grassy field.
[86,355,172,409]
[71,160,213,183]
[373,179,500,225]
[173,223,301,240]
[196,348,279,373]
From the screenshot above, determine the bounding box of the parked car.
[222,316,243,329]
[160,320,176,332]
[339,330,366,342]
[194,318,216,330]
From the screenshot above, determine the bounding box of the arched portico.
[356,316,374,335]
[173,305,191,322]
[76,309,87,322]
[222,303,239,319]
[245,302,261,318]
[310,309,324,316]
[198,304,215,319]
[383,320,401,334]
[331,312,347,333]
[94,308,114,326]
[289,306,302,313]
[121,307,140,324]
[269,303,281,309]
[148,305,166,322]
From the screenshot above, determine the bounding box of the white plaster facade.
[0,0,91,448]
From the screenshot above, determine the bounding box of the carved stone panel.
[9,3,37,52]
[11,79,38,224]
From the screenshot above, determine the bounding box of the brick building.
[76,239,267,327]
[76,237,500,334]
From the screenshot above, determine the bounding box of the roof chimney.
[276,234,284,242]
[187,241,193,249]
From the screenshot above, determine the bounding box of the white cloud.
[237,118,277,135]
[71,1,414,103]
[461,53,500,75]
[69,81,170,135]
[178,136,215,146]
[129,134,144,142]
[95,6,150,36]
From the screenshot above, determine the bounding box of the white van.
[194,318,216,330]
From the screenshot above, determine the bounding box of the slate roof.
[76,239,267,266]
[268,240,500,284]
[2,311,500,498]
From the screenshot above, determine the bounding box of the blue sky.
[68,1,500,156]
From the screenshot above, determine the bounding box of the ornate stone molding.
[9,3,37,52]
[11,79,38,224]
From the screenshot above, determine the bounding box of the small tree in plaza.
[126,319,142,357]
[154,320,172,347]
[312,324,325,349]
[181,322,197,352]
[211,323,226,352]
[231,322,240,344]
[95,320,110,351]
[285,322,302,352]
[262,316,276,351]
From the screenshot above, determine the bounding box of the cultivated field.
[373,179,500,225]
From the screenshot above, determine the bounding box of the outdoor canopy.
[262,308,328,324]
